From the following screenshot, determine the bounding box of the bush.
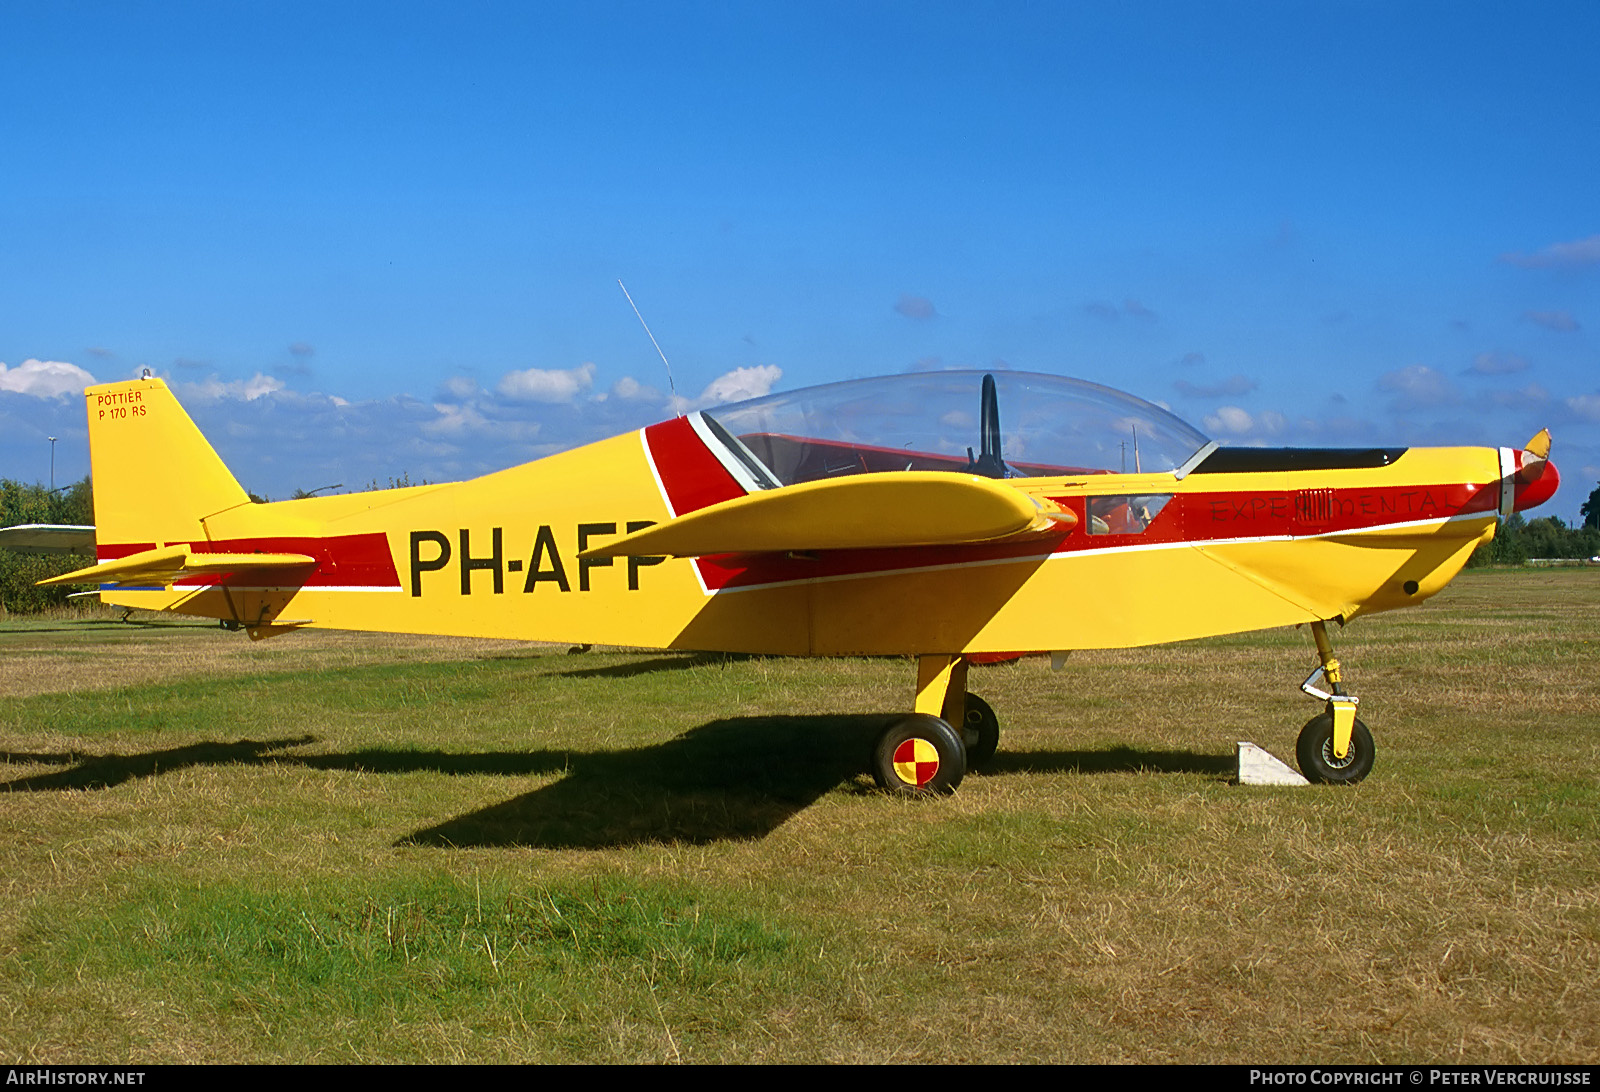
[0,477,94,614]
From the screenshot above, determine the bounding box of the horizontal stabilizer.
[0,524,97,556]
[581,472,1073,558]
[38,544,316,588]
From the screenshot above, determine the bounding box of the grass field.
[1,569,1596,1063]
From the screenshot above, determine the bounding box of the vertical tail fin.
[85,377,252,551]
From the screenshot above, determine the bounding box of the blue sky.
[2,1,1595,517]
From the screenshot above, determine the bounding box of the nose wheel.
[1296,711,1375,784]
[1296,621,1375,784]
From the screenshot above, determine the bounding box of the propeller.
[1499,429,1559,516]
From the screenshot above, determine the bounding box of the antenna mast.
[617,279,680,414]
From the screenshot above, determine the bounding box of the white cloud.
[666,365,784,415]
[440,375,478,399]
[697,365,782,405]
[1200,406,1288,439]
[422,402,493,436]
[1565,394,1600,422]
[610,375,660,401]
[0,359,97,397]
[1378,365,1456,409]
[1204,406,1255,435]
[496,361,597,403]
[244,374,285,400]
[1499,234,1600,270]
[183,372,286,401]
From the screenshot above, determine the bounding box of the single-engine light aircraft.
[40,370,1558,790]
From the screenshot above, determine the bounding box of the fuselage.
[86,372,1557,655]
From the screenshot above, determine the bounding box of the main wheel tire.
[1296,712,1375,785]
[872,714,967,795]
[960,693,1000,770]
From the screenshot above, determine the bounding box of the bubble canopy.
[697,370,1212,488]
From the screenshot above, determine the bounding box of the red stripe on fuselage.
[689,481,1499,593]
[1050,482,1497,547]
[96,532,400,588]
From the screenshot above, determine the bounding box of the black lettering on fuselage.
[626,520,665,591]
[577,523,616,591]
[460,527,504,595]
[409,522,666,597]
[523,524,570,592]
[410,530,451,597]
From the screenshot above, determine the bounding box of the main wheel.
[960,693,1000,769]
[872,714,967,795]
[1296,712,1375,785]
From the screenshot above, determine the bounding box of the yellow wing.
[580,472,1075,558]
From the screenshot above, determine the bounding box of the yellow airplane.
[39,370,1558,791]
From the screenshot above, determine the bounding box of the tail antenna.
[617,279,680,415]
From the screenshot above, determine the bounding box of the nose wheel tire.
[960,693,1000,770]
[872,714,967,795]
[1296,712,1375,785]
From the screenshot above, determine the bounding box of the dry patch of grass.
[0,614,564,699]
[0,570,1596,1062]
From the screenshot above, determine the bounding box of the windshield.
[701,371,1211,487]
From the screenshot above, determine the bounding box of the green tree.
[1468,509,1600,566]
[0,476,96,614]
[1490,512,1528,564]
[1582,482,1600,530]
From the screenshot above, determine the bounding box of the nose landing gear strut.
[1295,621,1374,784]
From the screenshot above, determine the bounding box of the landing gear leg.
[869,654,980,794]
[1296,621,1374,784]
[910,654,1002,768]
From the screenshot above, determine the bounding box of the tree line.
[1467,511,1600,566]
[0,476,95,613]
[1464,481,1600,566]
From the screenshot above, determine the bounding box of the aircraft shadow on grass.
[1,718,1235,848]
